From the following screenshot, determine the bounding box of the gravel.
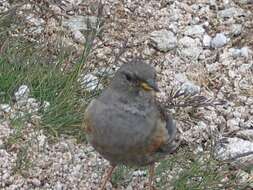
[149,29,177,52]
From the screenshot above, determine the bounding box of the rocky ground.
[0,0,253,189]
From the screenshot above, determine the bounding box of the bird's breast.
[85,99,157,151]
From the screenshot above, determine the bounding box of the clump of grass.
[0,1,105,141]
[111,165,133,187]
[155,148,241,190]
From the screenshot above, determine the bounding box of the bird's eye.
[122,70,133,82]
[125,73,132,81]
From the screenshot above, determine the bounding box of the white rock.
[0,0,10,12]
[50,4,62,15]
[8,184,19,190]
[2,172,10,181]
[174,73,200,94]
[55,181,64,190]
[94,66,118,77]
[230,47,251,59]
[38,133,47,148]
[184,25,205,37]
[42,101,50,111]
[156,177,161,183]
[229,48,242,58]
[215,137,253,161]
[20,3,32,10]
[31,178,41,187]
[179,36,196,48]
[63,0,82,6]
[72,30,86,44]
[168,23,178,33]
[14,85,30,101]
[178,36,202,60]
[240,47,251,58]
[27,98,40,112]
[62,16,98,31]
[191,17,200,25]
[202,34,212,47]
[175,73,188,83]
[25,14,45,26]
[169,8,181,22]
[149,29,177,52]
[211,33,228,48]
[238,78,250,90]
[233,110,242,118]
[228,69,236,78]
[0,139,3,148]
[246,97,253,105]
[209,0,217,7]
[0,104,11,113]
[218,7,245,18]
[231,24,242,36]
[72,164,82,177]
[79,73,102,92]
[132,170,146,177]
[181,81,200,95]
[15,99,28,109]
[237,130,253,141]
[240,120,253,129]
[143,46,156,56]
[227,118,240,130]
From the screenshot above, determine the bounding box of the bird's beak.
[141,80,160,92]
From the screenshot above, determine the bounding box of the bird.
[83,60,177,190]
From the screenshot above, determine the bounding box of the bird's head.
[111,60,160,94]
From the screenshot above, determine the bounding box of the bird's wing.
[145,104,177,155]
[159,105,177,144]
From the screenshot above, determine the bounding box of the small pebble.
[211,33,228,48]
